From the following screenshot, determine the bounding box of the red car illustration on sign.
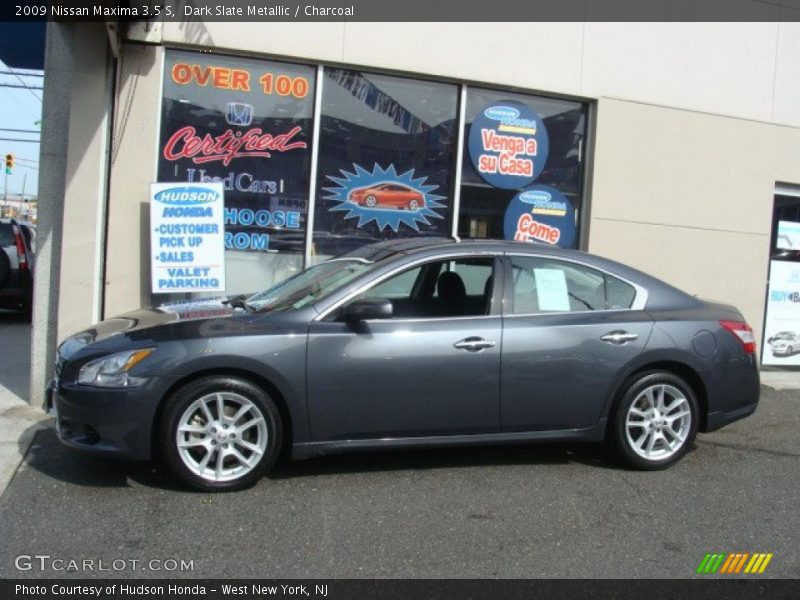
[349,183,426,211]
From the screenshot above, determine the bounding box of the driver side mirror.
[343,298,393,322]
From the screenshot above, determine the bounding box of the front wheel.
[159,376,283,491]
[611,371,698,470]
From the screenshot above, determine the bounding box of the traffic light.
[4,154,12,175]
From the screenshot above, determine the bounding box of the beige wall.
[589,98,800,344]
[154,21,800,127]
[103,44,164,318]
[56,24,112,340]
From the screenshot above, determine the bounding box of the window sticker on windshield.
[534,268,570,312]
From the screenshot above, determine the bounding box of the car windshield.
[774,333,793,340]
[247,258,372,313]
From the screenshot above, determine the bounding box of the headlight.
[77,349,155,388]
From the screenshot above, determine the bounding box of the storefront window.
[155,52,592,296]
[459,88,587,248]
[158,50,316,296]
[311,68,459,261]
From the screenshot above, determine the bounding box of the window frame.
[501,252,648,317]
[316,252,505,322]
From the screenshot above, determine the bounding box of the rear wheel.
[159,376,282,491]
[611,371,698,470]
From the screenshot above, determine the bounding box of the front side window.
[509,256,636,314]
[346,257,494,319]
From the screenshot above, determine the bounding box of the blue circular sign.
[503,185,576,248]
[468,101,550,189]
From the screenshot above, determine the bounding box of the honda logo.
[225,102,254,127]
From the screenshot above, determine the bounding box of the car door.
[382,184,404,207]
[306,255,503,441]
[500,253,654,432]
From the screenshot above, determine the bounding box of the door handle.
[454,337,497,352]
[600,330,639,345]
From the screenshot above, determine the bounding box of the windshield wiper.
[223,293,253,312]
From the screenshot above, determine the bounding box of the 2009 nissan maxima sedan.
[51,239,759,491]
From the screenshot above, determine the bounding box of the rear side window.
[509,256,637,314]
[0,223,13,247]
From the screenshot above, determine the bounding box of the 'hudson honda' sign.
[150,182,226,294]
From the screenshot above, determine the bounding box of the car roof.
[344,237,559,261]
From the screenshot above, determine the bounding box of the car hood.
[57,297,243,359]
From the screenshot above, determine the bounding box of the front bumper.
[770,346,792,356]
[52,379,162,461]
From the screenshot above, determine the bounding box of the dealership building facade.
[31,20,800,403]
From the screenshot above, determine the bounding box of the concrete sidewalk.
[0,311,50,497]
[760,370,800,391]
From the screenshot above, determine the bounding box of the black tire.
[365,195,378,208]
[159,375,283,492]
[611,370,699,470]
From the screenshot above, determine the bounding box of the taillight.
[720,320,756,354]
[12,224,27,271]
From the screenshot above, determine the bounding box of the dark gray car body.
[52,239,759,461]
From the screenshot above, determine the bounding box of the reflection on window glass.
[459,88,587,248]
[313,69,459,262]
[363,266,423,300]
[510,256,634,313]
[248,259,370,313]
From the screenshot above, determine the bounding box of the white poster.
[150,182,226,294]
[534,268,570,312]
[762,260,800,366]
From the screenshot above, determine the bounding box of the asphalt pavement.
[0,386,797,579]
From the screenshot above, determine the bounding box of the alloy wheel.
[624,383,692,460]
[176,392,268,482]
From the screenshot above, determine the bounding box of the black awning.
[0,22,45,71]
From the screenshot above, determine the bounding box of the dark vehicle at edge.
[0,218,35,317]
[50,239,760,491]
